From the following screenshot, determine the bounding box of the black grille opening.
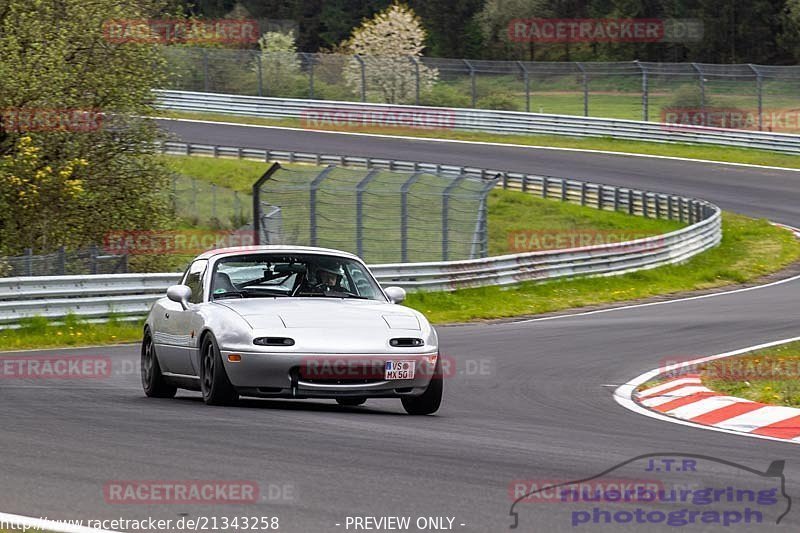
[390,337,424,347]
[254,337,295,346]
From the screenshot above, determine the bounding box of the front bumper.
[221,350,438,398]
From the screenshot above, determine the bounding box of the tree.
[0,0,172,256]
[341,2,438,104]
[255,31,303,96]
[475,0,552,60]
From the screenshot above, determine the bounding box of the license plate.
[385,360,415,380]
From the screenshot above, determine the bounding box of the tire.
[401,357,443,415]
[141,330,177,398]
[336,397,367,407]
[199,334,239,406]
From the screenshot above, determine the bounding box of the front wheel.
[200,334,239,406]
[141,330,177,398]
[401,358,442,415]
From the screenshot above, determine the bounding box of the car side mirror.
[166,284,192,310]
[384,286,406,304]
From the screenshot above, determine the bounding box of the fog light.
[228,354,242,362]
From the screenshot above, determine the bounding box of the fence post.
[463,59,477,108]
[309,166,334,246]
[636,60,649,122]
[306,53,315,99]
[24,248,32,276]
[355,55,366,102]
[256,51,263,97]
[89,244,98,275]
[57,246,66,275]
[399,172,423,262]
[442,176,467,260]
[202,49,210,92]
[748,64,763,131]
[517,61,530,112]
[409,56,421,105]
[356,170,381,259]
[576,62,588,117]
[691,63,705,113]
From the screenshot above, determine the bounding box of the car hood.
[215,298,421,330]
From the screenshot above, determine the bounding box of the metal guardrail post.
[748,64,763,131]
[355,169,380,259]
[400,172,424,262]
[576,62,588,117]
[309,166,335,247]
[463,59,477,108]
[517,61,530,112]
[442,175,467,261]
[355,55,366,102]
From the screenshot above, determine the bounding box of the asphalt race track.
[2,121,800,532]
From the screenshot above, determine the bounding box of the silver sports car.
[141,246,442,415]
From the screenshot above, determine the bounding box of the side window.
[182,260,208,304]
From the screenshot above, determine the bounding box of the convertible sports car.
[141,246,442,415]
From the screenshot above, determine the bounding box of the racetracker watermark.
[1,108,103,133]
[301,107,456,130]
[102,19,259,45]
[298,354,493,381]
[659,355,800,381]
[508,230,662,253]
[0,356,112,379]
[508,18,703,43]
[103,480,262,504]
[662,107,800,133]
[509,479,664,504]
[102,230,256,256]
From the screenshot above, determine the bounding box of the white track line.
[614,336,800,445]
[157,117,800,174]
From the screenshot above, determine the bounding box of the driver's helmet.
[312,260,343,288]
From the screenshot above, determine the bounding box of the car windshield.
[210,253,386,302]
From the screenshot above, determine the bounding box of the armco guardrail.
[155,90,800,154]
[0,144,721,325]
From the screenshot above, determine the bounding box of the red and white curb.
[614,336,800,445]
[636,374,800,440]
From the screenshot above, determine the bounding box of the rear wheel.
[200,335,239,406]
[336,397,367,407]
[141,330,177,398]
[401,357,442,415]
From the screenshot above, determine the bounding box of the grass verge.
[701,340,800,408]
[406,213,800,323]
[159,110,800,170]
[0,315,142,351]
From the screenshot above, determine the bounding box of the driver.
[309,261,347,293]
